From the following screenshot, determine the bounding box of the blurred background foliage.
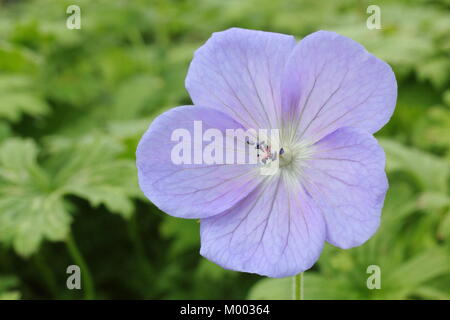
[0,0,449,299]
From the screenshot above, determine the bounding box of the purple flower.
[136,29,397,277]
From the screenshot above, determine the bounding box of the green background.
[0,0,449,299]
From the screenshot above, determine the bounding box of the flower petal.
[282,30,397,143]
[136,106,262,219]
[200,174,326,277]
[186,28,297,130]
[303,127,388,249]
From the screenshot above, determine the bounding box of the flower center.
[245,127,314,173]
[279,146,295,168]
[246,139,278,165]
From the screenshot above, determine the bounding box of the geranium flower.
[136,28,397,277]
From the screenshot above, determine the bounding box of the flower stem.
[293,272,304,300]
[65,233,95,300]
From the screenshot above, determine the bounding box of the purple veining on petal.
[281,30,397,143]
[302,127,388,249]
[200,173,326,277]
[136,106,263,219]
[186,28,297,130]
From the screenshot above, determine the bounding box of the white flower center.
[247,126,314,175]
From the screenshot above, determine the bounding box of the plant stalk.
[293,272,304,300]
[66,233,95,300]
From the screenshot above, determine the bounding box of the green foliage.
[380,138,450,192]
[0,0,449,299]
[0,138,71,257]
[44,135,139,218]
[0,75,49,122]
[0,136,137,257]
[0,276,21,300]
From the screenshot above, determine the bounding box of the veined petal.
[136,106,262,219]
[282,31,397,143]
[303,127,388,249]
[200,173,326,277]
[186,28,297,130]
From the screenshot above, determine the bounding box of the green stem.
[127,213,155,295]
[34,252,58,298]
[65,233,95,300]
[293,272,304,300]
[128,212,148,263]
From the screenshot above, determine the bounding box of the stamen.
[254,140,277,166]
